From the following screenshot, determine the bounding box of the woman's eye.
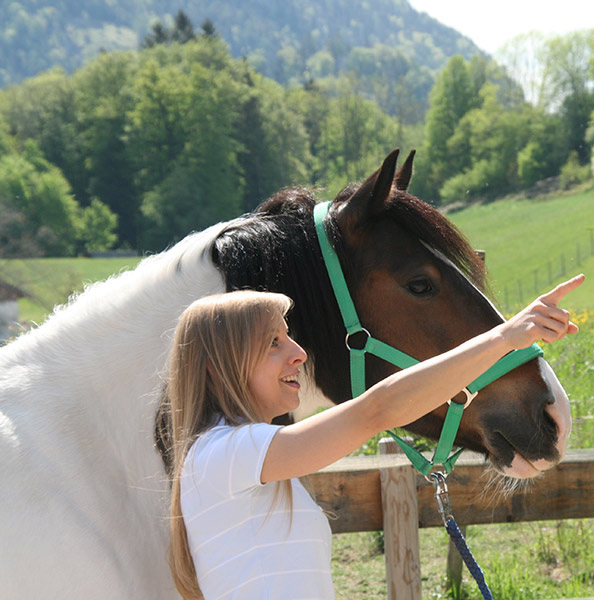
[271,337,279,348]
[407,278,433,295]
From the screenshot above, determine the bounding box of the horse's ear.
[339,148,400,222]
[395,149,416,191]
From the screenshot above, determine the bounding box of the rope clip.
[427,471,454,526]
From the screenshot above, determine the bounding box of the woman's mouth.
[281,373,300,390]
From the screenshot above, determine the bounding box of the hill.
[449,186,594,312]
[0,0,483,117]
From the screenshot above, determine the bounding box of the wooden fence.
[307,442,594,599]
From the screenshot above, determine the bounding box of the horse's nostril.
[542,406,558,437]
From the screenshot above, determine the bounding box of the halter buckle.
[447,387,478,409]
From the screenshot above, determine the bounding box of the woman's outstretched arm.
[261,274,584,483]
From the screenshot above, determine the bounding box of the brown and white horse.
[0,150,569,599]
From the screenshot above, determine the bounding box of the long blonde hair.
[167,290,293,600]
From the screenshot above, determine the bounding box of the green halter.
[313,201,544,476]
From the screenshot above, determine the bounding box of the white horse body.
[0,222,232,599]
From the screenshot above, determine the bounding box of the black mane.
[212,188,349,404]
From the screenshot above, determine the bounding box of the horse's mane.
[212,188,344,383]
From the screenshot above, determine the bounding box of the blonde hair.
[167,290,293,600]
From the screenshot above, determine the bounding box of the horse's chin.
[495,359,571,481]
[501,454,551,479]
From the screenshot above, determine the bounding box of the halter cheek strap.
[313,201,544,476]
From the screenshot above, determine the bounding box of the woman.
[166,275,583,600]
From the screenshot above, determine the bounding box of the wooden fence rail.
[307,446,594,599]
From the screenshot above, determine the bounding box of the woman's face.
[248,321,308,423]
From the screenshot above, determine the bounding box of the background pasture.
[2,185,594,598]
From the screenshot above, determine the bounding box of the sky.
[407,0,594,54]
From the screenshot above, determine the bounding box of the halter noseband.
[313,201,543,476]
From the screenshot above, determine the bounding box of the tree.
[200,19,218,39]
[142,10,196,48]
[318,75,400,190]
[0,140,115,256]
[498,31,594,163]
[440,84,530,204]
[172,11,196,44]
[419,56,477,202]
[73,51,138,246]
[79,198,119,254]
[126,58,190,194]
[138,62,243,250]
[0,68,86,201]
[496,33,555,108]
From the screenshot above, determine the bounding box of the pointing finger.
[540,273,585,307]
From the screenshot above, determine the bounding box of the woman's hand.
[500,274,584,350]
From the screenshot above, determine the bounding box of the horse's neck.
[1,222,229,474]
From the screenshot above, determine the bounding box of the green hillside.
[3,184,594,328]
[449,186,594,311]
[1,256,140,326]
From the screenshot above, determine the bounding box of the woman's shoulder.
[187,420,281,463]
[183,420,283,491]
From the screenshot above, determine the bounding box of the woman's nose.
[290,339,307,364]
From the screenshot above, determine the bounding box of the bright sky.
[407,0,594,54]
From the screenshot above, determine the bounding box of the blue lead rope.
[431,472,494,599]
[445,519,494,600]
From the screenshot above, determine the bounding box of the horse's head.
[329,148,571,480]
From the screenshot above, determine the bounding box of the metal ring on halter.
[345,328,371,351]
[447,387,478,409]
[424,469,449,484]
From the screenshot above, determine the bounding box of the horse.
[0,149,570,599]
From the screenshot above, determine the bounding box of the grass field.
[449,184,594,312]
[2,185,594,598]
[0,256,141,326]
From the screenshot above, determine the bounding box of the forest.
[0,12,592,256]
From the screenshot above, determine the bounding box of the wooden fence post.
[379,438,422,600]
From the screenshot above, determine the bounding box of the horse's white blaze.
[0,221,233,599]
[423,242,572,477]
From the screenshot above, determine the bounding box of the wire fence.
[496,229,594,313]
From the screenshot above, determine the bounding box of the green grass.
[449,185,594,311]
[1,256,141,325]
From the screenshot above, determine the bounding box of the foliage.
[0,33,424,253]
[0,0,481,120]
[414,43,594,207]
[142,9,197,48]
[0,138,117,257]
[80,198,119,254]
[1,25,593,254]
[559,150,593,189]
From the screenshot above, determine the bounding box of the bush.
[560,151,591,189]
[439,158,500,205]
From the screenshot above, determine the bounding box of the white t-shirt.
[180,421,334,600]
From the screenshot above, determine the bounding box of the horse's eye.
[407,278,433,296]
